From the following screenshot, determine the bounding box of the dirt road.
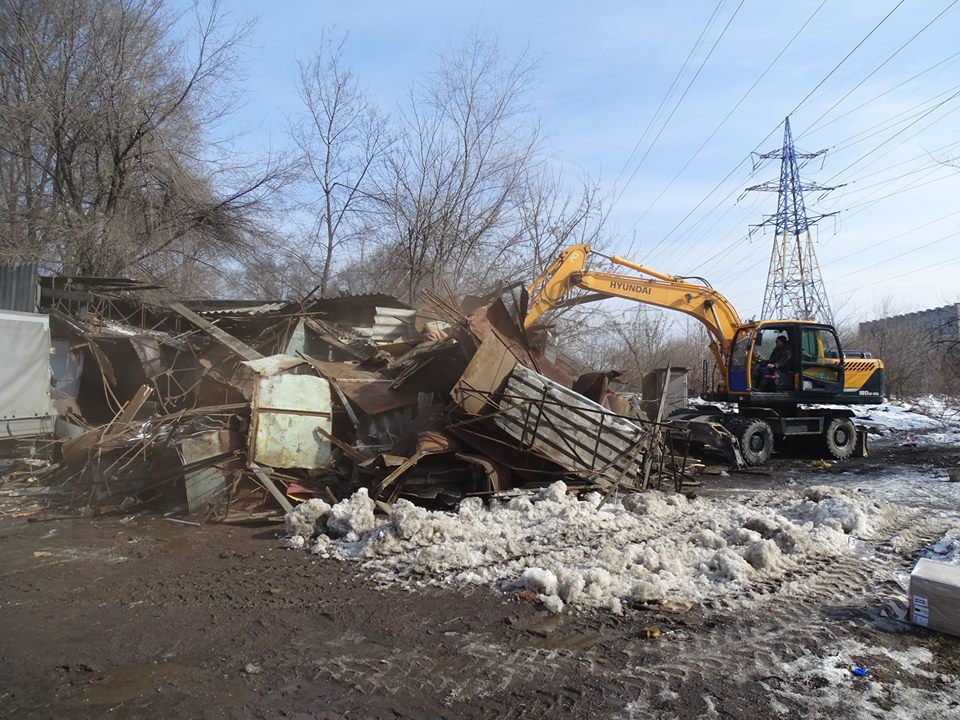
[1,443,959,719]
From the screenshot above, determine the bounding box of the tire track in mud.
[608,510,947,719]
[311,510,947,719]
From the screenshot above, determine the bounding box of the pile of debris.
[1,275,734,522]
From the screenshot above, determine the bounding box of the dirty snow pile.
[767,639,955,720]
[280,492,374,549]
[922,529,960,566]
[284,482,898,614]
[853,395,960,445]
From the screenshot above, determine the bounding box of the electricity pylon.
[747,117,837,325]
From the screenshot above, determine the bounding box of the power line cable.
[830,227,960,279]
[826,208,960,266]
[837,251,960,291]
[785,0,906,118]
[798,48,960,139]
[608,0,727,203]
[612,0,746,211]
[642,2,907,266]
[826,86,960,181]
[798,0,959,139]
[628,0,829,236]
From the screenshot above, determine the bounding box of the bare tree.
[373,34,540,300]
[516,167,608,276]
[288,32,390,296]
[0,0,285,292]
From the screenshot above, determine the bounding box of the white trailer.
[0,310,56,440]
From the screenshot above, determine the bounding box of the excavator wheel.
[823,417,856,460]
[728,418,774,465]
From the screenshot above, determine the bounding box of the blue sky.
[213,0,960,322]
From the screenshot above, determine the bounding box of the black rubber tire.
[734,418,775,465]
[823,417,856,460]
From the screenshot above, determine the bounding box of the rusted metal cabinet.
[248,374,333,469]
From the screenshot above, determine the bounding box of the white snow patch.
[850,395,960,446]
[325,488,375,541]
[291,481,897,614]
[923,529,960,565]
[769,639,951,720]
[284,498,331,540]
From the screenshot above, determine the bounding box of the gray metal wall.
[0,262,39,313]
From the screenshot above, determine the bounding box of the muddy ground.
[1,443,959,719]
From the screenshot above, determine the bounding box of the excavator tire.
[725,417,774,465]
[823,417,856,460]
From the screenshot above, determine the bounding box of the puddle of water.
[525,614,565,636]
[71,662,251,708]
[526,631,602,651]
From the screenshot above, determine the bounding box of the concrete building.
[859,303,960,343]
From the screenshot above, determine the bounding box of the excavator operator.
[763,335,792,391]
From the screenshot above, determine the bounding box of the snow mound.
[288,481,897,614]
[284,498,331,539]
[789,485,877,536]
[923,529,960,565]
[852,395,960,445]
[325,488,375,541]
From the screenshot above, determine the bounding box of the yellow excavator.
[525,244,884,464]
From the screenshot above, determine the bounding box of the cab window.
[800,327,842,389]
[728,329,752,391]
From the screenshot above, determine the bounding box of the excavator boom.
[525,244,742,383]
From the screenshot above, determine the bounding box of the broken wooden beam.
[247,462,294,513]
[169,302,263,361]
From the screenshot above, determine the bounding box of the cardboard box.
[909,558,960,636]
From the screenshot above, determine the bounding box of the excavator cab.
[729,322,845,402]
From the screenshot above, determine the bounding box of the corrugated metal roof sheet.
[0,262,38,313]
[200,302,287,316]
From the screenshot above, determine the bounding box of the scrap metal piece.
[180,429,237,514]
[299,357,418,416]
[0,310,56,438]
[248,462,294,513]
[494,364,650,487]
[452,331,518,415]
[248,373,333,470]
[456,452,510,492]
[665,413,745,468]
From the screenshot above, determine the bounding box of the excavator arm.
[525,244,743,387]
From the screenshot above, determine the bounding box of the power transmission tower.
[747,117,837,325]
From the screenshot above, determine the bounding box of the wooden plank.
[372,451,424,500]
[169,302,263,361]
[117,385,153,425]
[314,424,366,463]
[99,384,154,439]
[247,462,294,513]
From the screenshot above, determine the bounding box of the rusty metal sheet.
[249,374,332,469]
[180,429,236,514]
[128,335,165,378]
[494,364,649,486]
[300,357,417,415]
[451,331,518,415]
[0,262,38,312]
